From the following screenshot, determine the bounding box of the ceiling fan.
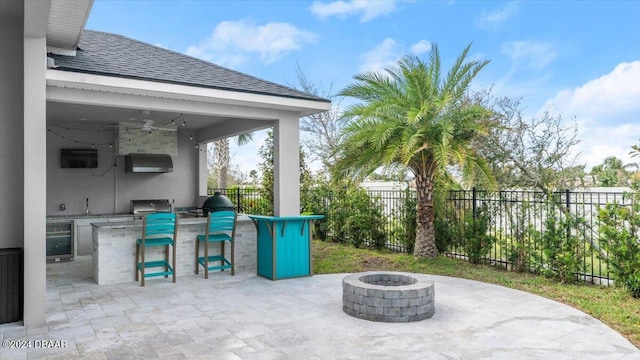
[112,111,176,132]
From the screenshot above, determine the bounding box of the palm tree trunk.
[214,138,230,189]
[218,165,228,189]
[413,172,438,258]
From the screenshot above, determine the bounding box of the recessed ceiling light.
[79,118,87,121]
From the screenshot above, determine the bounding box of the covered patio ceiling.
[47,102,245,133]
[45,66,330,143]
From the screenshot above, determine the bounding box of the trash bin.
[0,248,23,324]
[248,215,324,280]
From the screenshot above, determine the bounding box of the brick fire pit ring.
[342,272,435,322]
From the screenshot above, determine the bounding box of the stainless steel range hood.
[124,153,173,173]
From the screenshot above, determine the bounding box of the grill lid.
[202,192,234,216]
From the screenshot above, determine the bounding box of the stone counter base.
[92,218,256,285]
[343,272,435,322]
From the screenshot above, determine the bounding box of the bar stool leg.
[140,245,145,287]
[164,245,169,278]
[195,238,199,274]
[231,240,235,276]
[172,240,176,283]
[204,238,209,280]
[221,242,225,270]
[135,243,139,282]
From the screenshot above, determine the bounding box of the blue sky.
[86,0,640,174]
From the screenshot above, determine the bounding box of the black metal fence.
[442,188,631,285]
[210,186,629,285]
[210,188,267,215]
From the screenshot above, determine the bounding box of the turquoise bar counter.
[248,215,324,280]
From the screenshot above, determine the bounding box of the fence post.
[472,187,478,219]
[565,188,571,243]
[236,187,241,212]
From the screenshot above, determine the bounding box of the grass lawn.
[311,240,640,349]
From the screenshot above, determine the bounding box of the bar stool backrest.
[205,211,236,238]
[143,213,177,240]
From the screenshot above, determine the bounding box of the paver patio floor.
[1,256,639,359]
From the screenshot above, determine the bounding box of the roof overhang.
[46,0,94,54]
[46,69,331,117]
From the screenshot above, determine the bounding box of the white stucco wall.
[46,122,200,215]
[273,115,301,216]
[23,35,47,327]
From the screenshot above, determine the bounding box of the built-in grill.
[130,199,172,219]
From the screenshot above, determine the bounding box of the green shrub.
[340,186,386,249]
[463,206,496,264]
[433,191,462,253]
[301,183,331,240]
[502,200,537,273]
[537,208,583,283]
[401,187,417,253]
[305,182,386,249]
[598,202,640,298]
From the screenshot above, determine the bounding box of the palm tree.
[335,44,496,258]
[591,156,638,187]
[213,133,253,189]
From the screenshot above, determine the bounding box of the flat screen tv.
[61,149,98,168]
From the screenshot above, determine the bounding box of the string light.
[46,112,200,151]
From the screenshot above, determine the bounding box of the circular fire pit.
[342,272,435,322]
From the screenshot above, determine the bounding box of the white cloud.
[544,61,640,123]
[186,20,317,67]
[541,61,640,169]
[410,40,431,55]
[310,0,399,22]
[358,38,402,73]
[501,41,557,70]
[477,2,519,29]
[578,124,640,171]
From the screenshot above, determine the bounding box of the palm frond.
[336,43,494,189]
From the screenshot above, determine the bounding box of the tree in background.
[590,156,637,187]
[335,44,496,258]
[211,133,253,189]
[294,64,347,174]
[470,90,583,193]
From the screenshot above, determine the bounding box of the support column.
[198,142,208,197]
[273,114,300,216]
[23,36,47,326]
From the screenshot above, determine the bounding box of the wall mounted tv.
[61,149,98,168]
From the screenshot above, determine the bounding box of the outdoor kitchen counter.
[91,215,256,285]
[47,213,133,220]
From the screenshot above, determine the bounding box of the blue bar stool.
[135,213,178,286]
[195,210,236,279]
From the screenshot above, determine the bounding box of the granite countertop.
[46,207,200,221]
[46,213,133,220]
[91,214,253,229]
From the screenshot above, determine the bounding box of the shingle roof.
[49,30,329,103]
